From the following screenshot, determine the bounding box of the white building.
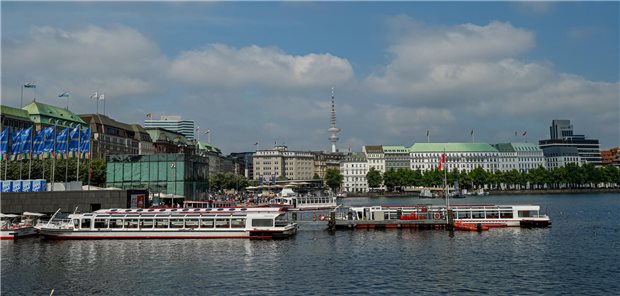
[410,143,500,173]
[493,143,546,172]
[363,145,385,173]
[542,146,584,169]
[144,115,196,140]
[252,146,314,181]
[340,152,368,193]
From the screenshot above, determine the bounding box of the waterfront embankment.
[345,188,620,198]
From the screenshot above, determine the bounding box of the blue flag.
[0,128,8,159]
[10,128,23,159]
[69,127,80,158]
[79,128,90,159]
[42,126,56,158]
[19,127,33,159]
[32,129,46,159]
[56,128,69,159]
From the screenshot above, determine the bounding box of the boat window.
[500,211,513,219]
[125,219,139,229]
[94,219,108,229]
[109,219,123,229]
[456,211,471,219]
[485,211,499,219]
[193,209,200,212]
[231,218,246,228]
[251,219,273,227]
[141,219,154,229]
[111,209,118,212]
[215,219,230,228]
[185,219,199,228]
[137,209,143,212]
[147,209,155,212]
[518,210,535,218]
[81,219,91,229]
[217,208,224,211]
[73,219,80,228]
[155,219,169,228]
[159,209,166,212]
[229,208,236,211]
[471,211,484,219]
[170,219,184,228]
[240,208,247,211]
[200,219,214,228]
[125,210,132,212]
[182,209,189,212]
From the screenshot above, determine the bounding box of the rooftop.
[409,143,499,153]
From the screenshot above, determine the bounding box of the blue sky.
[2,1,619,152]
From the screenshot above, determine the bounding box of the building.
[252,146,314,181]
[340,152,368,193]
[197,142,223,175]
[542,146,584,169]
[130,124,154,155]
[383,145,411,171]
[363,145,385,173]
[229,152,255,178]
[1,105,32,136]
[146,127,195,155]
[106,154,209,202]
[492,143,546,172]
[600,148,620,167]
[80,114,139,159]
[144,115,196,140]
[25,102,87,130]
[410,143,500,173]
[539,120,601,165]
[313,151,348,179]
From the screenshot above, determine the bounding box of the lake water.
[2,194,619,295]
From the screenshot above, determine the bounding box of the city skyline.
[2,2,618,153]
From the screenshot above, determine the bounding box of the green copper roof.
[1,105,30,121]
[409,143,499,153]
[198,141,221,154]
[383,146,409,154]
[493,142,542,152]
[22,102,86,126]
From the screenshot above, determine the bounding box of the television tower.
[328,88,340,153]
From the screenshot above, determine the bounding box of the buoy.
[433,212,441,220]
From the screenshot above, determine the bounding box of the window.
[231,218,246,228]
[251,219,273,227]
[200,219,214,228]
[81,219,91,229]
[215,219,230,228]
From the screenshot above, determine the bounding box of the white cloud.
[169,44,354,90]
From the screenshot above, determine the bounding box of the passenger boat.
[268,195,338,211]
[329,204,550,229]
[39,207,297,240]
[1,212,44,240]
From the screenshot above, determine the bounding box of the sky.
[2,1,619,153]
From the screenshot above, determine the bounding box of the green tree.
[366,167,383,189]
[382,169,398,191]
[423,169,442,187]
[469,167,490,189]
[503,169,522,190]
[324,168,343,192]
[312,173,321,180]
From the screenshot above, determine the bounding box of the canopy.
[22,212,46,217]
[0,213,19,218]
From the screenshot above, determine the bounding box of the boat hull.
[40,227,297,240]
[0,227,38,240]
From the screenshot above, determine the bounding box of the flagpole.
[42,131,46,181]
[76,126,80,182]
[28,126,34,179]
[51,125,57,191]
[65,130,69,183]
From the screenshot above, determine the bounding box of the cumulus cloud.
[364,17,618,146]
[169,44,354,90]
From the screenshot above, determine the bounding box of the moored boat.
[1,212,44,240]
[39,207,297,240]
[268,188,338,211]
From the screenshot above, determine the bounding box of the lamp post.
[170,162,176,207]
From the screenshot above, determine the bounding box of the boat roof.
[0,213,19,218]
[95,207,286,215]
[22,212,46,217]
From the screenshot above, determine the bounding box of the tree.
[324,168,343,192]
[208,172,249,191]
[366,167,383,190]
[469,167,490,189]
[382,169,398,191]
[312,173,321,180]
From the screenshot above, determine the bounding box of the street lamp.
[170,162,176,207]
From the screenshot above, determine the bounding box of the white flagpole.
[28,126,34,179]
[76,126,81,182]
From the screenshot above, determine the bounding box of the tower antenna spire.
[328,87,340,153]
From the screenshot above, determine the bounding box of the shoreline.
[343,188,620,198]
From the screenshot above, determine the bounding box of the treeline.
[1,159,107,187]
[369,164,620,191]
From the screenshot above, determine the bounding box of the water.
[2,194,619,295]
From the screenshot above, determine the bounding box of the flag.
[522,131,527,136]
[19,127,33,159]
[24,82,36,88]
[438,152,446,171]
[90,92,99,100]
[99,93,105,101]
[426,130,429,137]
[146,113,152,119]
[254,141,259,146]
[10,129,22,160]
[0,128,8,160]
[79,128,91,159]
[515,131,517,137]
[258,175,263,186]
[272,175,276,185]
[69,127,80,158]
[55,128,69,159]
[32,129,45,159]
[470,129,474,136]
[42,126,56,159]
[58,92,70,98]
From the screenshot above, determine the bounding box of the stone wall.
[1,190,129,214]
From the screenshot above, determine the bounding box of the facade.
[313,152,348,179]
[0,105,32,136]
[106,154,209,201]
[144,115,196,140]
[229,152,255,178]
[24,102,87,130]
[539,119,601,165]
[600,148,619,167]
[197,142,223,175]
[363,145,385,173]
[130,124,154,155]
[492,143,546,172]
[542,146,583,169]
[340,152,368,193]
[80,114,139,160]
[252,146,314,181]
[146,128,195,155]
[383,145,410,171]
[410,143,500,173]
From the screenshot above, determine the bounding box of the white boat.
[268,194,338,211]
[183,200,240,208]
[332,204,550,229]
[39,207,298,240]
[1,212,44,240]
